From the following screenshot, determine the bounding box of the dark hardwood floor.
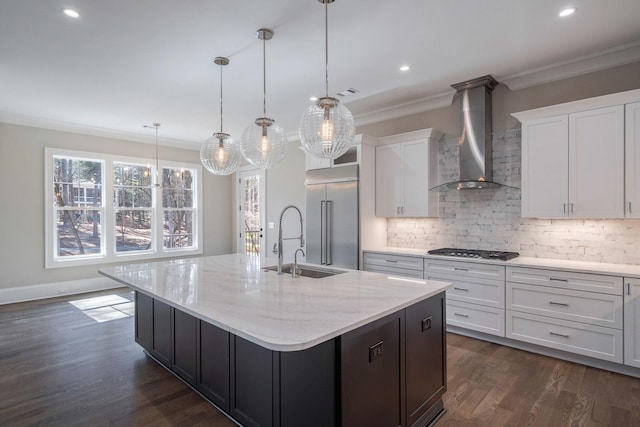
[1,288,639,426]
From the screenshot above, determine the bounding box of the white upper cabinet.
[375,129,440,217]
[569,105,624,218]
[521,115,569,217]
[626,102,640,218]
[514,89,640,219]
[304,142,360,171]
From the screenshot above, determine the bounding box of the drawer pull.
[453,287,469,292]
[385,259,398,263]
[454,267,468,271]
[549,277,569,282]
[627,283,632,296]
[549,331,570,339]
[549,301,569,307]
[453,312,469,318]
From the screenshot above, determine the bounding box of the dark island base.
[134,291,447,427]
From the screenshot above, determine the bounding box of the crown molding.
[499,41,640,91]
[353,91,456,127]
[0,111,201,151]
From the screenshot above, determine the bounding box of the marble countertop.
[365,247,640,278]
[99,254,451,352]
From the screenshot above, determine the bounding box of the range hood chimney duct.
[432,75,510,191]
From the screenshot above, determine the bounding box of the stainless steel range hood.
[431,75,510,191]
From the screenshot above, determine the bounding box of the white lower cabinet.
[507,266,624,363]
[506,310,623,363]
[447,300,505,337]
[425,259,506,337]
[363,252,424,279]
[625,278,640,368]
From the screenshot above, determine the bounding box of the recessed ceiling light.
[63,9,80,18]
[559,7,576,17]
[400,65,411,71]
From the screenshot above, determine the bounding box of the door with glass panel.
[237,169,265,257]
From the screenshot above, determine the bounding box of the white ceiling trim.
[500,41,640,91]
[0,111,199,150]
[353,91,456,128]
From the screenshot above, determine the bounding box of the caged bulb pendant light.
[200,57,241,176]
[240,28,288,169]
[299,0,355,160]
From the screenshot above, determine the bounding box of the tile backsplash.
[387,130,640,265]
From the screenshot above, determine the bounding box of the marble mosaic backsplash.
[386,130,640,265]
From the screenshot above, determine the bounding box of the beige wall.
[358,61,640,138]
[0,122,232,290]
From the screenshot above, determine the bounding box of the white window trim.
[45,147,203,269]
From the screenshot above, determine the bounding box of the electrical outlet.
[369,341,384,363]
[421,316,432,332]
[268,222,275,229]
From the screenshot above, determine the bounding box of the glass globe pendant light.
[200,57,241,176]
[299,0,355,160]
[240,28,287,169]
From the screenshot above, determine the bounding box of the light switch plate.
[268,222,275,229]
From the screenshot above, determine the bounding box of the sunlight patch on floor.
[68,294,134,322]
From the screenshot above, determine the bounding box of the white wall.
[0,123,232,300]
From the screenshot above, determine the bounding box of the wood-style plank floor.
[1,288,639,426]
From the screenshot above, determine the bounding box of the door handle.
[326,200,333,265]
[628,202,632,214]
[628,283,632,296]
[320,200,326,265]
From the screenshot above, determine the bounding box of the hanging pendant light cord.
[219,63,224,133]
[324,0,329,98]
[263,36,267,116]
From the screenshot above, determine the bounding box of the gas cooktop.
[427,248,519,261]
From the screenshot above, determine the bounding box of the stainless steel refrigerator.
[305,164,359,269]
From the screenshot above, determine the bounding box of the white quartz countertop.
[365,247,640,278]
[99,254,451,352]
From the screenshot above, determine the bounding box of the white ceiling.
[1,0,640,148]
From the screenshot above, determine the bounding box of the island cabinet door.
[230,336,276,427]
[172,309,197,386]
[198,321,230,412]
[405,292,446,427]
[340,312,402,427]
[151,299,172,367]
[134,292,153,350]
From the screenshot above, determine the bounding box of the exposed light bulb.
[258,127,271,154]
[321,119,334,150]
[216,146,227,163]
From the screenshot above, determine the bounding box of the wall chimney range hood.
[431,75,512,191]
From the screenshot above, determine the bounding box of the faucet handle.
[272,243,278,254]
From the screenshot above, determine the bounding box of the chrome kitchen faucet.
[274,205,304,275]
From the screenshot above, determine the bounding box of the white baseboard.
[0,276,126,305]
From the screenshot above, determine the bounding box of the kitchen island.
[99,254,451,427]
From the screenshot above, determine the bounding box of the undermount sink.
[263,264,345,279]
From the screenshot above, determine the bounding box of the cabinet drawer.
[446,300,504,337]
[426,259,505,281]
[507,282,623,329]
[364,253,423,271]
[506,310,623,363]
[426,272,503,308]
[506,266,623,295]
[364,263,424,279]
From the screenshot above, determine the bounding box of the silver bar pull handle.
[326,200,332,265]
[549,301,569,307]
[453,312,469,318]
[570,203,574,214]
[386,259,398,263]
[320,200,326,265]
[454,267,468,271]
[401,206,405,214]
[549,277,569,282]
[550,331,569,339]
[628,201,632,214]
[563,203,567,214]
[453,287,469,292]
[627,283,632,296]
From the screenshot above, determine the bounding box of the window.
[45,148,203,268]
